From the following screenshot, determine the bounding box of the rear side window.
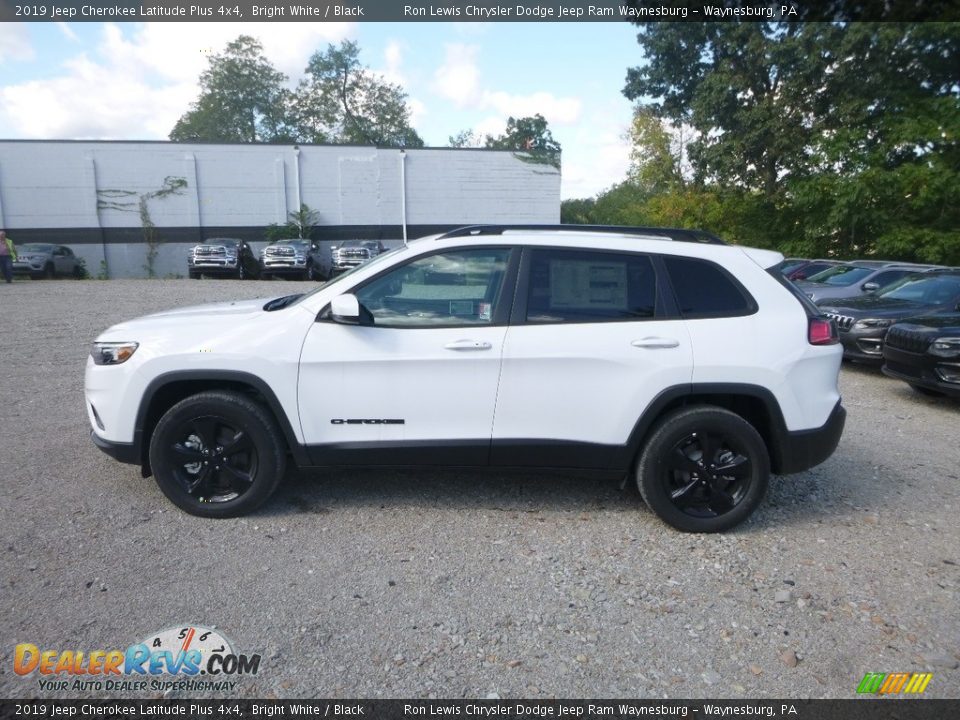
[526,249,657,323]
[663,256,756,318]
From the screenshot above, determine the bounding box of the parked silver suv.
[798,261,943,303]
[13,243,83,279]
[260,239,331,281]
[330,240,386,274]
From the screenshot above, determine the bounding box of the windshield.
[880,274,960,303]
[270,240,309,247]
[779,260,808,275]
[806,265,873,286]
[21,244,54,253]
[205,239,239,247]
[289,246,403,307]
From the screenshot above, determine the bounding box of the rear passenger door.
[491,247,693,467]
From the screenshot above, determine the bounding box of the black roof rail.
[436,224,726,245]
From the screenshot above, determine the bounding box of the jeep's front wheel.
[636,406,769,533]
[148,391,287,518]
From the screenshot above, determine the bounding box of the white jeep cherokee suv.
[86,226,845,532]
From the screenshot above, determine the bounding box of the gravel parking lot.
[1,278,958,700]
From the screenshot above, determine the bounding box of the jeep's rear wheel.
[148,391,286,518]
[636,406,769,533]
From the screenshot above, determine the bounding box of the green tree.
[626,107,684,194]
[622,20,960,261]
[170,36,294,143]
[448,129,481,148]
[484,114,561,168]
[296,41,423,147]
[264,203,323,242]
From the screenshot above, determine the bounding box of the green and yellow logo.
[857,672,933,695]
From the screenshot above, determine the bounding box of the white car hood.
[96,297,282,340]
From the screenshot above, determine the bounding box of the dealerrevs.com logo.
[14,625,261,693]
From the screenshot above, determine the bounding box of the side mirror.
[330,294,361,324]
[862,282,880,292]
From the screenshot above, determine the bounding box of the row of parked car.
[187,238,385,281]
[780,258,960,399]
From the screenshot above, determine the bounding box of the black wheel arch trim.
[132,370,310,470]
[624,382,842,476]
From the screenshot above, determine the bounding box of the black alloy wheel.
[149,391,286,517]
[636,406,769,533]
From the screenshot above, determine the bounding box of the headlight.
[91,341,139,365]
[930,337,960,358]
[852,318,892,330]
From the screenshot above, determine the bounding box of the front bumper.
[883,346,960,398]
[91,430,139,465]
[262,260,307,274]
[839,330,886,363]
[12,261,45,274]
[775,401,846,475]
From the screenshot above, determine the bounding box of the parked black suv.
[883,313,960,397]
[818,270,960,362]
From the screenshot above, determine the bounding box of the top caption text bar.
[2,1,957,23]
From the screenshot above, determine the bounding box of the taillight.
[808,316,839,345]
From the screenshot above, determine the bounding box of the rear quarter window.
[662,256,757,319]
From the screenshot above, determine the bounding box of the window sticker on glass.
[550,261,628,310]
[478,302,492,321]
[450,300,475,316]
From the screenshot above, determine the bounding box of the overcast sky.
[0,21,643,200]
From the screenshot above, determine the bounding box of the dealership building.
[0,140,560,278]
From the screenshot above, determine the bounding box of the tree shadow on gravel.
[253,440,942,533]
[261,467,647,519]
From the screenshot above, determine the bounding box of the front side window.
[355,249,512,327]
[526,249,656,323]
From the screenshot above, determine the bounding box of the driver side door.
[297,246,518,465]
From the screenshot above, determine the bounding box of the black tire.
[237,263,246,280]
[44,263,55,279]
[148,391,287,518]
[636,405,769,533]
[909,383,944,397]
[306,262,317,281]
[188,271,200,279]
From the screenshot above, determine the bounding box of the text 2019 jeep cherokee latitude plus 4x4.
[86,226,845,533]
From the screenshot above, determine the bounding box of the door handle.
[444,339,493,351]
[631,337,680,349]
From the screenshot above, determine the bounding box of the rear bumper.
[776,401,846,475]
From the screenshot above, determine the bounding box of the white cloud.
[0,24,35,63]
[433,44,482,107]
[473,116,507,140]
[382,40,405,83]
[56,22,80,44]
[558,106,633,199]
[0,22,352,140]
[483,91,581,125]
[432,43,581,129]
